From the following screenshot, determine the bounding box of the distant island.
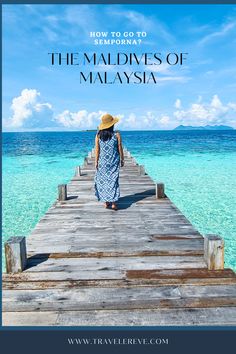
[174,125,234,131]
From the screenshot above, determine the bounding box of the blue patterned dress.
[94,133,120,202]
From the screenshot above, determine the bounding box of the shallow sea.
[2,130,236,271]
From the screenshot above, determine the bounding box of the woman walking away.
[94,113,124,211]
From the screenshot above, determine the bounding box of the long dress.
[94,133,120,202]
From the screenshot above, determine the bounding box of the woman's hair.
[98,125,114,142]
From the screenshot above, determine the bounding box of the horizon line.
[2,128,235,133]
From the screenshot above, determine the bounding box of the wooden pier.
[2,149,236,326]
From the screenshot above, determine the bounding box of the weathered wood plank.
[3,277,236,291]
[126,268,236,279]
[27,238,204,248]
[24,255,207,273]
[2,311,58,326]
[26,250,204,258]
[3,269,235,285]
[26,238,205,257]
[3,269,125,281]
[3,307,236,326]
[3,284,236,312]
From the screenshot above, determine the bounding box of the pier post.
[84,157,89,166]
[5,236,27,273]
[139,165,146,176]
[91,148,95,158]
[204,234,224,270]
[58,184,67,201]
[156,182,165,199]
[127,151,131,158]
[75,166,81,177]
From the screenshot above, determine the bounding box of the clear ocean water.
[2,130,236,271]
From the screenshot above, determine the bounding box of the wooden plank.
[53,307,236,326]
[24,255,207,273]
[26,239,205,257]
[126,268,236,279]
[3,269,125,281]
[29,220,196,228]
[31,219,197,227]
[151,234,202,239]
[3,307,236,326]
[41,210,186,217]
[3,269,236,287]
[26,250,204,258]
[27,239,204,248]
[2,286,181,311]
[2,311,58,326]
[29,227,199,236]
[179,284,236,297]
[3,284,236,312]
[3,277,236,291]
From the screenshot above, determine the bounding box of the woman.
[94,113,124,210]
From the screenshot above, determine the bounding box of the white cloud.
[173,95,236,127]
[42,27,58,42]
[142,112,171,128]
[45,15,59,28]
[10,89,39,127]
[197,95,203,103]
[175,99,181,109]
[64,5,99,41]
[55,110,126,130]
[198,20,236,46]
[228,102,236,110]
[55,109,105,129]
[4,90,236,132]
[21,5,98,45]
[159,115,170,126]
[119,111,171,130]
[108,8,174,44]
[108,9,155,31]
[34,102,52,112]
[122,113,138,129]
[4,89,54,130]
[145,62,171,74]
[143,111,156,127]
[211,94,222,109]
[143,59,190,84]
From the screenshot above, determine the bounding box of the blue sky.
[2,4,236,131]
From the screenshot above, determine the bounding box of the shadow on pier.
[117,188,155,209]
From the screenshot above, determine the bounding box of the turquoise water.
[2,131,236,271]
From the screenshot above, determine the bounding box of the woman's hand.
[95,161,98,170]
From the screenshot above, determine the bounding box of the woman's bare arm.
[116,132,124,167]
[95,134,100,169]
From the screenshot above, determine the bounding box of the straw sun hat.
[98,114,119,130]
